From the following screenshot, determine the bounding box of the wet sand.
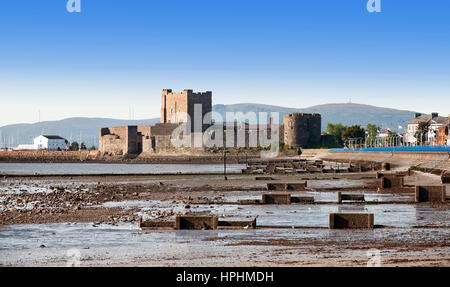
[0,169,449,266]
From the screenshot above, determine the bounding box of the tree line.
[325,123,386,147]
[68,142,96,151]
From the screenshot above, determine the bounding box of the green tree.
[414,121,430,145]
[80,142,87,150]
[366,124,380,139]
[69,141,79,151]
[342,125,365,143]
[365,124,380,146]
[90,145,96,151]
[326,123,347,145]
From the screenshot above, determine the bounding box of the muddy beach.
[0,162,449,267]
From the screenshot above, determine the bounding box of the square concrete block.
[255,176,275,180]
[175,215,218,230]
[262,193,291,204]
[380,175,404,188]
[237,199,261,205]
[337,192,365,203]
[329,213,374,229]
[286,182,307,190]
[138,218,174,230]
[441,174,450,184]
[267,183,286,191]
[291,196,314,203]
[415,186,446,203]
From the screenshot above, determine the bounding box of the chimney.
[431,112,439,118]
[414,113,421,118]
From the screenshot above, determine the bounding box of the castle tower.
[283,113,321,147]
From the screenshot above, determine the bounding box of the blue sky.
[0,0,449,126]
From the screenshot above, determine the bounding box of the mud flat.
[0,165,448,266]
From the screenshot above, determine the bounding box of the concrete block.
[380,175,404,188]
[329,213,374,229]
[175,215,218,230]
[337,192,365,203]
[255,176,275,180]
[441,173,450,184]
[267,183,286,191]
[218,217,257,229]
[237,199,261,205]
[286,182,307,190]
[138,218,174,230]
[291,196,314,203]
[307,167,323,173]
[262,193,291,204]
[415,186,446,203]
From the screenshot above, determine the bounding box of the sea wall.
[321,151,450,172]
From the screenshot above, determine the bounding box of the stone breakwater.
[0,150,99,163]
[0,150,262,164]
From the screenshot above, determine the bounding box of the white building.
[33,135,68,151]
[405,113,450,145]
[13,144,36,151]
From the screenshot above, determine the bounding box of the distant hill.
[0,117,159,149]
[0,103,419,148]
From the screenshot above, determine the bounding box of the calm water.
[1,206,448,266]
[0,163,245,175]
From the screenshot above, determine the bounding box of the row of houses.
[404,113,450,145]
[375,113,450,146]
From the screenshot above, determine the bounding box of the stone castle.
[99,89,322,155]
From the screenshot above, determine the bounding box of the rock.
[39,244,46,248]
[185,204,191,209]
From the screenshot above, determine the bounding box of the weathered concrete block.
[255,176,275,180]
[381,162,391,171]
[348,165,362,173]
[238,199,261,205]
[307,167,323,173]
[380,175,404,188]
[441,173,450,184]
[262,193,291,204]
[337,192,365,203]
[175,215,218,230]
[138,218,174,230]
[291,196,314,203]
[323,168,337,173]
[329,213,374,229]
[286,182,307,190]
[267,183,285,191]
[415,186,446,203]
[218,217,257,229]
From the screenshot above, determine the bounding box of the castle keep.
[161,89,212,126]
